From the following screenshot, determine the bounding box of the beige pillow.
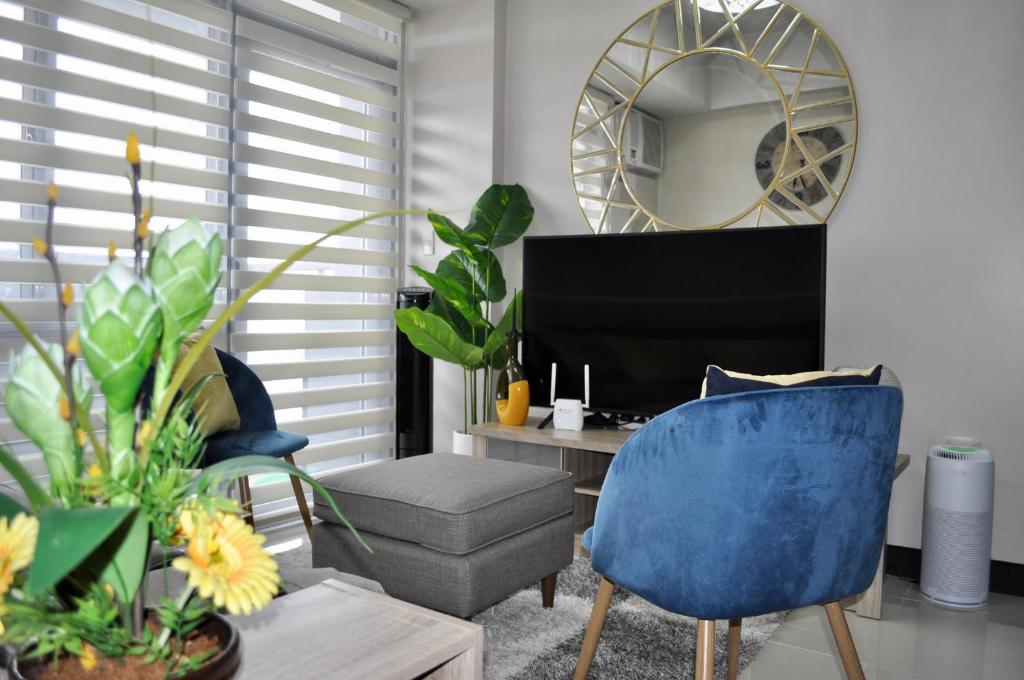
[175,332,241,436]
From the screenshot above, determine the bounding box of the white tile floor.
[742,578,1024,679]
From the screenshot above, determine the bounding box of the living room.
[0,0,1021,678]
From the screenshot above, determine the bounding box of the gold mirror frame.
[571,0,858,233]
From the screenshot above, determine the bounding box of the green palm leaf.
[394,307,484,368]
[437,250,506,303]
[464,184,534,248]
[409,266,487,328]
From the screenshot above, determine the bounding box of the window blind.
[0,0,403,525]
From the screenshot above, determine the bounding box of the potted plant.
[395,185,533,453]
[0,134,382,678]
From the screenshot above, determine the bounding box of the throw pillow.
[700,364,883,398]
[175,331,241,436]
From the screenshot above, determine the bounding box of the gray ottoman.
[312,453,574,618]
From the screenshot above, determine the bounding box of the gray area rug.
[473,556,785,680]
[274,543,785,679]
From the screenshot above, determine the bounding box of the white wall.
[403,0,505,452]
[408,0,1024,563]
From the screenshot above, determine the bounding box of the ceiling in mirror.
[571,0,857,233]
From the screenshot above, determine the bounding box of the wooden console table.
[232,579,483,679]
[469,417,910,621]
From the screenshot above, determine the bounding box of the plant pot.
[7,610,241,680]
[452,430,475,455]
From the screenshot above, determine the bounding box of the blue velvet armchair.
[575,385,903,680]
[203,350,314,539]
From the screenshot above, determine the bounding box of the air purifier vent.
[922,507,993,599]
[934,446,989,462]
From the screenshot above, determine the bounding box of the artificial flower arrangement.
[0,134,379,678]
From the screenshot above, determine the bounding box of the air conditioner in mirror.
[622,109,663,176]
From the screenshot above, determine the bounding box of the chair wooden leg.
[541,573,557,608]
[824,601,866,680]
[727,618,741,680]
[574,577,615,680]
[238,476,254,529]
[695,619,716,680]
[284,454,314,541]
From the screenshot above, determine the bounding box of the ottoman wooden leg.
[542,573,557,608]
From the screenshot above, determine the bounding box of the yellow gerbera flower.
[172,509,279,616]
[80,643,98,671]
[0,513,38,595]
[0,513,38,635]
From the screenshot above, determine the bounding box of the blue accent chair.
[574,385,903,680]
[203,350,314,539]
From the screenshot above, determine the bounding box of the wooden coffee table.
[232,579,483,679]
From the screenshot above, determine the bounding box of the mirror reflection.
[571,0,857,233]
[619,53,785,228]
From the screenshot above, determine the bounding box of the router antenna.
[583,364,590,408]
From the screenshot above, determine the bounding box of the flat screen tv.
[522,225,826,416]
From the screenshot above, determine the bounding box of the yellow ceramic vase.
[495,327,529,426]
[497,379,530,426]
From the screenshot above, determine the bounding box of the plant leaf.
[0,493,27,520]
[191,456,372,553]
[409,265,487,328]
[27,506,136,596]
[426,297,474,345]
[427,211,475,256]
[0,445,50,512]
[395,307,484,367]
[464,184,534,248]
[483,288,524,358]
[437,250,506,304]
[96,510,149,605]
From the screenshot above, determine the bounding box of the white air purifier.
[920,445,994,609]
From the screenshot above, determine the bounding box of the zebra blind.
[0,0,403,523]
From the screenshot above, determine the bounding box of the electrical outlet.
[422,232,435,256]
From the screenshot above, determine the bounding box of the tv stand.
[467,415,909,621]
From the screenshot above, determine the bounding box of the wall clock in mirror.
[755,121,844,211]
[571,0,858,233]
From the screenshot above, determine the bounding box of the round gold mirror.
[571,0,857,233]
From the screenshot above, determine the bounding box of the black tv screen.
[522,225,825,416]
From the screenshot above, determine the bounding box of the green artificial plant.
[394,184,534,432]
[0,132,393,677]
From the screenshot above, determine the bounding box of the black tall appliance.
[396,287,433,458]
